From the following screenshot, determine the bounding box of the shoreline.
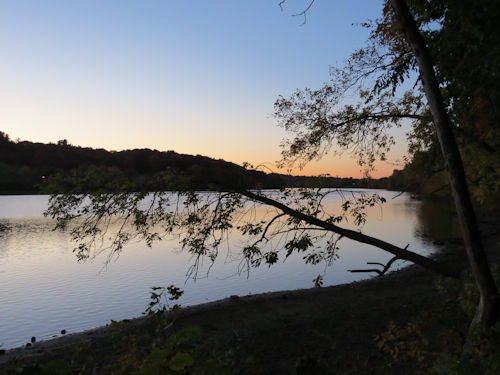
[0,235,467,364]
[2,219,498,373]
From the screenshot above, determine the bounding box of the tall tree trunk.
[389,0,499,327]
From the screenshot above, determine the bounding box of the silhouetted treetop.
[0,134,367,194]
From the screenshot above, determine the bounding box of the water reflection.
[0,191,456,349]
[414,199,462,242]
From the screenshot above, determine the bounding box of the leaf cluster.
[45,186,387,283]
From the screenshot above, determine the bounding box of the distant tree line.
[3,131,495,200]
[0,132,374,194]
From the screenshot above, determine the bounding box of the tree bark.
[240,190,459,279]
[389,0,499,327]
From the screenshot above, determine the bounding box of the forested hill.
[0,133,368,194]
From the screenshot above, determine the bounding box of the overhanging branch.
[239,190,459,279]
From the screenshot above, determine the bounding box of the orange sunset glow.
[1,0,406,179]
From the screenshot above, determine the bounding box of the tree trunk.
[389,0,499,327]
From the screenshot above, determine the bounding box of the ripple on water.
[0,191,445,348]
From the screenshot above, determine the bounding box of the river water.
[0,190,459,349]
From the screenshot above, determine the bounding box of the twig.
[348,252,403,276]
[278,0,316,26]
[292,0,316,26]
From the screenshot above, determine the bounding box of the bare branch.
[292,0,316,26]
[278,0,316,26]
[250,212,286,247]
[348,255,401,276]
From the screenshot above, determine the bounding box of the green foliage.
[39,360,73,375]
[167,352,195,372]
[378,0,500,203]
[273,0,500,203]
[0,133,374,194]
[375,320,430,365]
[0,318,254,375]
[285,234,313,256]
[0,360,73,375]
[0,135,288,194]
[374,264,500,374]
[313,274,324,288]
[274,87,420,173]
[133,327,201,375]
[342,194,386,226]
[45,187,387,283]
[144,286,184,316]
[0,162,43,194]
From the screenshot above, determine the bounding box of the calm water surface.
[0,190,458,349]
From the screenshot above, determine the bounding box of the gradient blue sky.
[0,0,407,178]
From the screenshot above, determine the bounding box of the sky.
[0,0,409,178]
